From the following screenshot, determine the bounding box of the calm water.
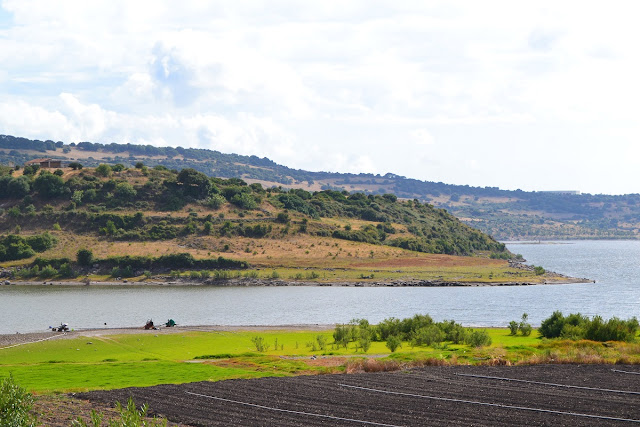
[1,240,639,333]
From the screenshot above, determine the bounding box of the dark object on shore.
[165,319,177,327]
[144,319,157,330]
[51,323,69,332]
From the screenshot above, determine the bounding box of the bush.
[206,194,226,209]
[77,249,94,266]
[276,212,290,224]
[231,192,258,209]
[73,397,167,427]
[465,329,492,347]
[59,263,76,278]
[508,320,519,335]
[519,313,532,336]
[0,235,35,261]
[584,316,639,342]
[38,264,58,278]
[0,375,37,427]
[95,164,113,177]
[114,182,137,200]
[251,336,270,352]
[25,232,57,252]
[533,266,545,275]
[410,325,444,347]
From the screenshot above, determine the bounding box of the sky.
[1,1,639,195]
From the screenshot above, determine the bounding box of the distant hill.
[1,134,638,240]
[1,161,574,286]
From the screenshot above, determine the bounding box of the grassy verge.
[1,328,639,393]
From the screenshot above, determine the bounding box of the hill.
[0,161,574,285]
[1,134,637,241]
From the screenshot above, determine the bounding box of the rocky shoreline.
[0,276,594,287]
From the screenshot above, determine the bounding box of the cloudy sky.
[1,1,639,195]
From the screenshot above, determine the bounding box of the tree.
[77,248,94,266]
[7,176,31,198]
[68,162,83,170]
[33,171,66,198]
[22,164,40,176]
[176,168,211,199]
[385,335,402,352]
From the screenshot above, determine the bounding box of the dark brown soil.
[76,364,640,426]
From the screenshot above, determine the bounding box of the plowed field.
[77,364,640,426]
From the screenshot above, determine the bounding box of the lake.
[1,240,639,333]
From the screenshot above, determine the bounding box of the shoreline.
[1,276,594,287]
[0,324,338,347]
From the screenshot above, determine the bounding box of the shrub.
[466,329,492,347]
[114,182,137,200]
[519,313,532,336]
[251,336,270,352]
[206,194,226,209]
[203,221,213,235]
[508,320,519,335]
[584,316,639,342]
[0,235,35,261]
[533,266,545,275]
[316,334,327,351]
[38,264,58,278]
[59,263,75,278]
[111,163,126,172]
[7,206,21,218]
[0,375,37,427]
[77,249,94,266]
[276,212,290,224]
[95,164,113,177]
[438,320,467,344]
[73,397,167,427]
[410,325,444,347]
[231,192,258,209]
[25,232,57,252]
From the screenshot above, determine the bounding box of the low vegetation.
[0,375,37,427]
[539,311,639,342]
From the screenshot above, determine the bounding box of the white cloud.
[1,1,640,193]
[411,129,435,146]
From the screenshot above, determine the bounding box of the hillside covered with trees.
[0,159,574,285]
[2,134,636,240]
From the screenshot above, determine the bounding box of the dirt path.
[77,364,640,426]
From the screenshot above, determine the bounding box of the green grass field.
[1,328,638,393]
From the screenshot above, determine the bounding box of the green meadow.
[1,328,638,393]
